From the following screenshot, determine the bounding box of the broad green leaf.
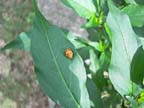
[30,1,90,108]
[32,23,90,108]
[61,0,96,19]
[2,0,91,108]
[0,32,31,52]
[125,0,136,4]
[30,0,90,108]
[86,78,103,108]
[107,0,139,96]
[131,46,144,85]
[122,4,144,27]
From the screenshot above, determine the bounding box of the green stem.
[32,0,38,11]
[99,26,103,40]
[97,0,102,15]
[96,0,103,43]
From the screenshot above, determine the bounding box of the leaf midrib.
[38,15,80,107]
[112,13,131,64]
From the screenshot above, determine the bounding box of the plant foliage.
[1,0,144,107]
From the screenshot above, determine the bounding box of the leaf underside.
[107,0,139,96]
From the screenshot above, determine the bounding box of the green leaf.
[82,14,103,28]
[122,4,144,27]
[113,0,125,6]
[78,39,102,52]
[135,0,144,4]
[92,70,107,91]
[139,37,144,48]
[125,0,136,4]
[66,32,86,49]
[86,78,104,108]
[126,96,139,107]
[66,32,103,52]
[31,23,90,108]
[107,0,139,96]
[104,23,112,42]
[77,47,90,60]
[136,91,144,104]
[87,28,100,41]
[61,0,96,19]
[89,49,100,74]
[99,52,111,71]
[2,0,91,108]
[82,15,99,28]
[0,32,31,52]
[31,1,90,108]
[133,27,144,37]
[131,46,144,85]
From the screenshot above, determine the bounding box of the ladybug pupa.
[65,48,73,59]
